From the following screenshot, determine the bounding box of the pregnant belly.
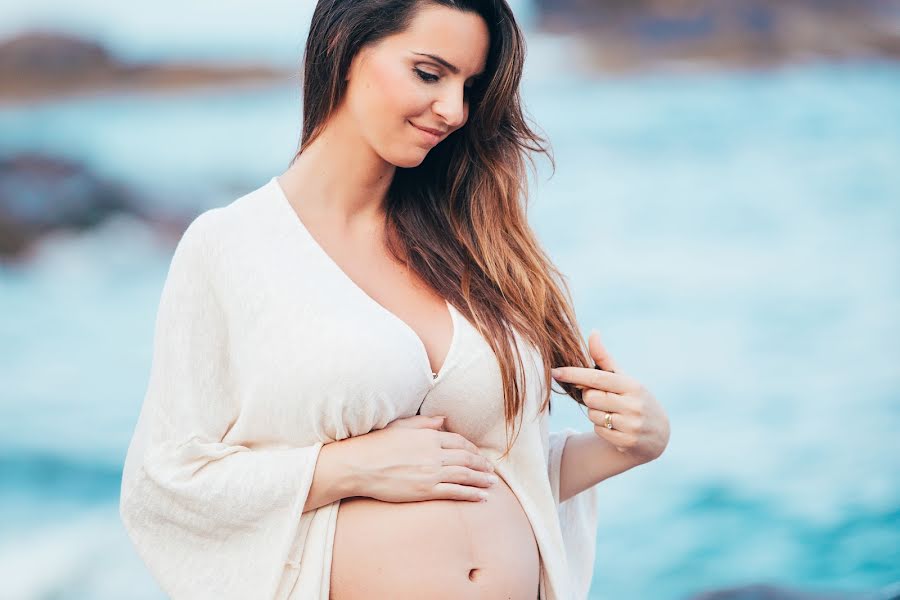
[329,471,540,600]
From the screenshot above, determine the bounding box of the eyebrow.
[412,51,485,79]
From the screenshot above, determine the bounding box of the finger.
[586,408,638,434]
[424,415,447,430]
[583,387,627,412]
[588,329,620,374]
[431,482,489,502]
[440,465,498,489]
[439,431,480,456]
[552,366,635,394]
[441,448,495,473]
[592,422,637,451]
[388,415,446,430]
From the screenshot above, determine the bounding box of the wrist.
[324,436,369,499]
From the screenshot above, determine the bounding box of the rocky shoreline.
[0,154,195,262]
[0,30,295,261]
[2,2,899,261]
[0,30,293,107]
[533,0,900,73]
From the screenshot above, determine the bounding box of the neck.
[279,114,395,230]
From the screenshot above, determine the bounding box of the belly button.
[468,568,480,582]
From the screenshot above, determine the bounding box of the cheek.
[345,58,434,164]
[369,61,428,120]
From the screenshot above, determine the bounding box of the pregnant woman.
[119,1,670,599]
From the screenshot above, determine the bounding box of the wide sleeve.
[119,211,325,600]
[543,412,601,600]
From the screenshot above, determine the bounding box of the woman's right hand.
[346,414,498,503]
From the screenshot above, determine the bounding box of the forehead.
[389,4,490,75]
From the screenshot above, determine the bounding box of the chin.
[389,149,429,169]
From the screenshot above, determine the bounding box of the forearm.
[557,432,645,503]
[302,438,366,513]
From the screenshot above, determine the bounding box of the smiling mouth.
[409,121,445,145]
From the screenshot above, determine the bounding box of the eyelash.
[414,67,474,97]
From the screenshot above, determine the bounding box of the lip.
[409,121,446,145]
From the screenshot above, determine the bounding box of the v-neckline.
[271,176,458,387]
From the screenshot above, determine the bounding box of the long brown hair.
[294,0,593,458]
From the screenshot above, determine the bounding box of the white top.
[119,176,600,600]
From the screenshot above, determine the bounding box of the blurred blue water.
[1,15,899,600]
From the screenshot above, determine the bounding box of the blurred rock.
[0,154,189,260]
[686,582,898,600]
[533,0,900,72]
[0,30,292,106]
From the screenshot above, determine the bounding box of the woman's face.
[341,4,490,168]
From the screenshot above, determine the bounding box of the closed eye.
[414,68,474,96]
[414,67,440,83]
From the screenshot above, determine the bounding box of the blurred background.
[1,0,898,598]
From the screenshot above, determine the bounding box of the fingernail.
[479,491,489,500]
[551,368,563,379]
[488,475,499,484]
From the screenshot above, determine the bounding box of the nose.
[433,85,467,130]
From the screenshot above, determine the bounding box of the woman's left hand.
[551,330,670,464]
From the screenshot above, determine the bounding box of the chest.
[281,187,454,379]
[214,240,430,444]
[208,214,543,453]
[307,232,454,378]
